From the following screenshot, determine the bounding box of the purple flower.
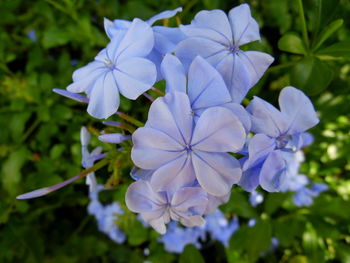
[293,183,328,207]
[240,86,319,192]
[104,8,185,81]
[175,4,274,103]
[125,180,208,234]
[249,190,264,207]
[67,19,157,119]
[131,92,245,196]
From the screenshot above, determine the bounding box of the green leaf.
[1,147,28,195]
[221,191,258,218]
[313,19,343,51]
[246,220,272,262]
[290,56,333,95]
[316,40,350,59]
[42,27,70,49]
[278,32,307,55]
[264,193,288,214]
[179,245,205,263]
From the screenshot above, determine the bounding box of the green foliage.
[0,0,349,262]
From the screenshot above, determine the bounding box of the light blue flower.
[175,4,274,103]
[81,127,104,192]
[27,29,36,41]
[158,221,204,253]
[125,180,208,234]
[131,92,245,196]
[293,183,328,207]
[240,86,319,192]
[249,190,264,207]
[204,210,239,247]
[87,185,126,243]
[98,133,131,144]
[161,54,251,132]
[104,8,185,81]
[67,18,157,119]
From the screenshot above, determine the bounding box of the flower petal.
[238,164,262,192]
[161,54,186,93]
[87,72,120,119]
[114,18,154,62]
[278,86,319,134]
[243,134,276,170]
[259,150,287,192]
[228,4,260,45]
[221,103,251,133]
[175,37,227,71]
[247,96,289,137]
[150,154,196,192]
[131,127,184,170]
[192,107,246,152]
[114,57,156,99]
[146,92,193,145]
[181,9,232,44]
[147,7,183,25]
[215,53,251,103]
[153,26,186,54]
[125,180,166,213]
[192,151,241,196]
[237,51,274,88]
[188,56,231,110]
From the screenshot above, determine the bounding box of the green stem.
[298,0,310,51]
[116,112,144,127]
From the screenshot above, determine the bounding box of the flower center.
[226,43,239,54]
[185,144,192,152]
[104,58,116,70]
[276,135,291,149]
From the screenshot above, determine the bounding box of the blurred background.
[0,0,350,262]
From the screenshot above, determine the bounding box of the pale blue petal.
[146,92,193,145]
[181,10,232,44]
[114,57,156,99]
[147,7,183,25]
[125,180,166,212]
[151,155,196,192]
[204,193,230,214]
[238,51,274,88]
[215,53,251,103]
[98,133,131,144]
[153,26,186,54]
[192,107,246,152]
[161,54,186,93]
[188,56,231,110]
[192,151,241,196]
[247,96,289,137]
[147,49,163,81]
[53,88,89,103]
[238,164,262,192]
[67,61,106,93]
[278,86,319,134]
[175,37,227,71]
[131,127,185,169]
[260,150,287,192]
[228,4,260,45]
[104,18,130,39]
[221,103,251,133]
[114,18,154,62]
[243,134,276,170]
[171,187,208,214]
[130,167,154,181]
[87,72,120,119]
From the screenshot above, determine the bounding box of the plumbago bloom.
[67,18,157,119]
[104,8,185,80]
[239,86,319,192]
[175,4,274,103]
[126,92,246,232]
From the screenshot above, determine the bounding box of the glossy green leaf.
[278,32,306,55]
[290,56,333,95]
[316,39,350,58]
[313,19,343,51]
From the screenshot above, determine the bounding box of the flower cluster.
[42,4,324,234]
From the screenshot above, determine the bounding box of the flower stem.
[297,0,310,51]
[116,112,144,127]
